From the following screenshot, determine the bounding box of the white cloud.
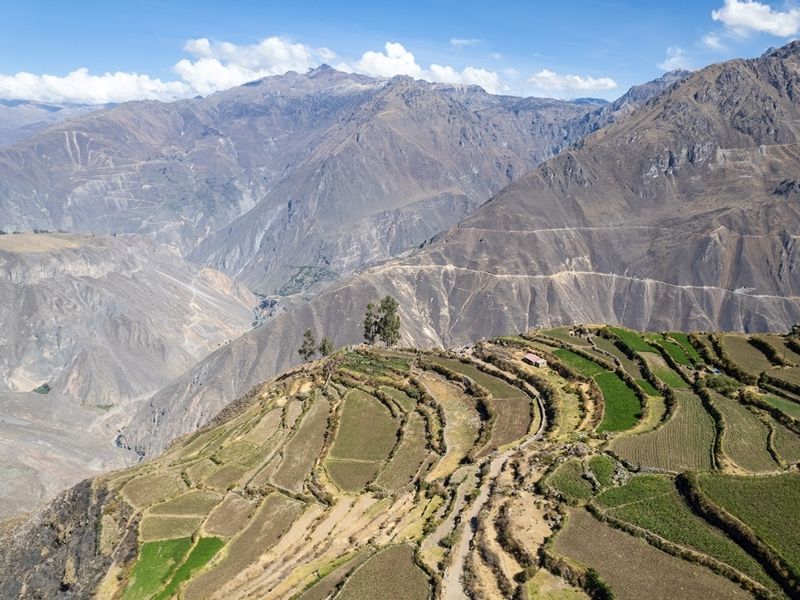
[527,69,617,97]
[488,52,503,59]
[429,64,503,93]
[174,36,334,95]
[657,47,693,71]
[353,42,424,78]
[711,0,800,36]
[0,67,189,104]
[450,38,482,48]
[701,32,726,49]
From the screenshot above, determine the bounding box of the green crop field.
[552,348,605,377]
[759,393,800,420]
[588,455,615,488]
[643,354,689,389]
[697,473,800,578]
[709,392,779,472]
[607,327,658,353]
[595,372,641,432]
[592,336,644,378]
[636,378,660,396]
[651,334,692,366]
[547,459,593,500]
[122,537,194,600]
[380,386,417,411]
[594,475,777,590]
[668,332,704,363]
[154,537,225,600]
[611,391,715,471]
[336,544,431,600]
[720,335,774,376]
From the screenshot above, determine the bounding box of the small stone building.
[523,353,547,368]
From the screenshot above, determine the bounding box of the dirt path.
[441,450,510,600]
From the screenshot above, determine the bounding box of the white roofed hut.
[523,353,547,368]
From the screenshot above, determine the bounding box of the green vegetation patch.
[341,351,410,376]
[154,537,225,600]
[380,386,416,411]
[669,332,704,363]
[611,391,715,471]
[595,372,641,432]
[698,473,800,578]
[122,537,193,600]
[336,544,431,600]
[652,335,692,366]
[643,354,689,389]
[588,455,616,488]
[547,459,593,501]
[607,327,658,353]
[595,475,775,589]
[329,389,398,461]
[760,393,800,420]
[636,378,660,396]
[552,349,605,378]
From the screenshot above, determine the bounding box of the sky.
[0,0,799,104]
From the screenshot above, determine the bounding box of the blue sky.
[0,0,798,103]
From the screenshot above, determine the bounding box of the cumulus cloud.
[657,47,693,71]
[0,68,189,104]
[450,38,482,48]
[711,0,800,36]
[352,42,424,78]
[527,69,617,97]
[175,36,335,95]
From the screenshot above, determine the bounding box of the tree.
[298,328,317,361]
[363,302,379,344]
[318,337,335,357]
[377,295,401,347]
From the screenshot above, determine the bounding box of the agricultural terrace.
[697,473,800,579]
[719,335,775,376]
[73,329,800,600]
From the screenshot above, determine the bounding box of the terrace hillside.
[2,326,800,599]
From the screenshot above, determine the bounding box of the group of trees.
[363,295,401,347]
[298,329,335,361]
[297,294,401,362]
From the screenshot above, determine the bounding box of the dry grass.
[0,232,87,253]
[376,412,429,491]
[139,515,205,542]
[336,543,431,600]
[271,395,330,493]
[553,509,751,600]
[150,490,222,516]
[710,392,779,472]
[480,396,532,456]
[122,471,187,508]
[325,459,382,492]
[203,493,255,538]
[329,389,398,461]
[182,493,303,599]
[720,335,774,376]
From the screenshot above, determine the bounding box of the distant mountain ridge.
[122,42,800,457]
[0,66,675,294]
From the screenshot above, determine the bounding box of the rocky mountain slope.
[0,99,102,146]
[3,328,799,599]
[0,67,611,294]
[0,232,257,517]
[124,43,800,457]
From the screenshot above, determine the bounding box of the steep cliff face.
[0,232,257,518]
[123,44,800,457]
